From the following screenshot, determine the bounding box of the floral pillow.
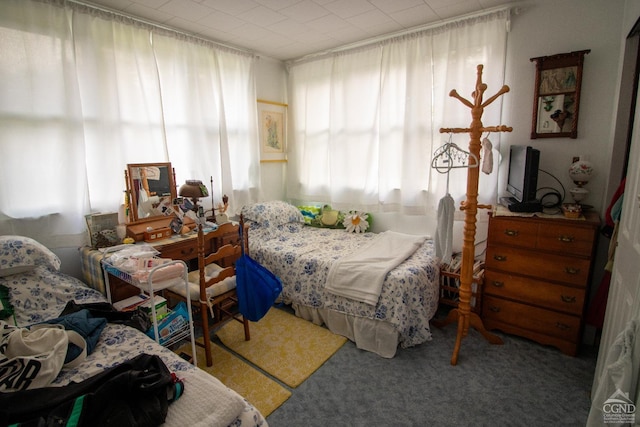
[342,211,370,233]
[0,236,61,277]
[241,201,305,228]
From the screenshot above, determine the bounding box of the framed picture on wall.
[530,50,590,139]
[257,99,287,162]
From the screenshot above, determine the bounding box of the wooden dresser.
[482,211,600,356]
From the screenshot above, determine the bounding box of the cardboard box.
[141,295,168,320]
[114,294,168,320]
[113,294,148,311]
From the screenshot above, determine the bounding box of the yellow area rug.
[216,308,348,388]
[176,342,291,418]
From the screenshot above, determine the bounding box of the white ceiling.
[84,0,518,61]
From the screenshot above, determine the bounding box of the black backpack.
[0,353,183,427]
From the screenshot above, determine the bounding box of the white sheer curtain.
[287,10,509,215]
[0,0,259,247]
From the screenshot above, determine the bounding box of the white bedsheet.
[325,231,427,305]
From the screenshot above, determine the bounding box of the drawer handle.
[489,306,501,313]
[493,255,507,262]
[504,229,519,237]
[558,235,575,243]
[491,281,504,288]
[561,295,577,303]
[555,322,570,330]
[565,267,580,275]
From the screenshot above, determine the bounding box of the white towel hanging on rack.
[481,136,493,175]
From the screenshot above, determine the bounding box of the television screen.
[506,145,540,203]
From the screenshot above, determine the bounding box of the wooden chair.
[167,221,250,366]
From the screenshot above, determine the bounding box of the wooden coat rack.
[439,65,512,365]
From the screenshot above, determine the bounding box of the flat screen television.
[503,145,541,212]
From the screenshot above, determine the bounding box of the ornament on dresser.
[568,157,594,209]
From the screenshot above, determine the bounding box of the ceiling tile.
[287,30,333,44]
[266,18,310,36]
[327,26,371,44]
[255,0,303,10]
[231,23,280,42]
[347,8,400,31]
[201,0,258,14]
[323,0,376,19]
[431,0,488,20]
[238,5,288,26]
[197,11,245,32]
[306,14,351,33]
[280,0,330,23]
[368,0,425,15]
[158,0,213,22]
[390,5,440,28]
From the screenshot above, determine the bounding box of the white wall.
[501,0,626,216]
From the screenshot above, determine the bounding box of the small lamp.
[179,180,209,268]
[568,158,594,206]
[179,180,209,224]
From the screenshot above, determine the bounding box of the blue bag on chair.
[235,221,282,322]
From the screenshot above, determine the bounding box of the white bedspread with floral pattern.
[242,201,440,356]
[2,265,266,427]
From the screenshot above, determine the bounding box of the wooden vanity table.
[102,222,243,302]
[80,161,244,302]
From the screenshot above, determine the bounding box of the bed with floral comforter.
[241,201,440,358]
[0,235,266,427]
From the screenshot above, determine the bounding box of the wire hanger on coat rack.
[431,134,479,174]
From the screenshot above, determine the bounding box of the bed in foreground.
[0,235,266,426]
[241,201,440,358]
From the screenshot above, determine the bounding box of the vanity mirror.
[125,162,177,223]
[530,50,590,139]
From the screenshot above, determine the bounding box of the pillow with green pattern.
[297,205,372,231]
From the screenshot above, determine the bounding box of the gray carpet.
[265,313,597,427]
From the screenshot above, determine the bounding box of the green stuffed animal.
[319,204,341,226]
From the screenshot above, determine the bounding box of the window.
[286,11,509,214]
[0,0,259,245]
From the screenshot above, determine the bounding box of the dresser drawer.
[484,270,586,316]
[482,295,581,342]
[536,223,595,257]
[218,231,241,247]
[486,246,591,287]
[487,217,538,249]
[157,239,198,261]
